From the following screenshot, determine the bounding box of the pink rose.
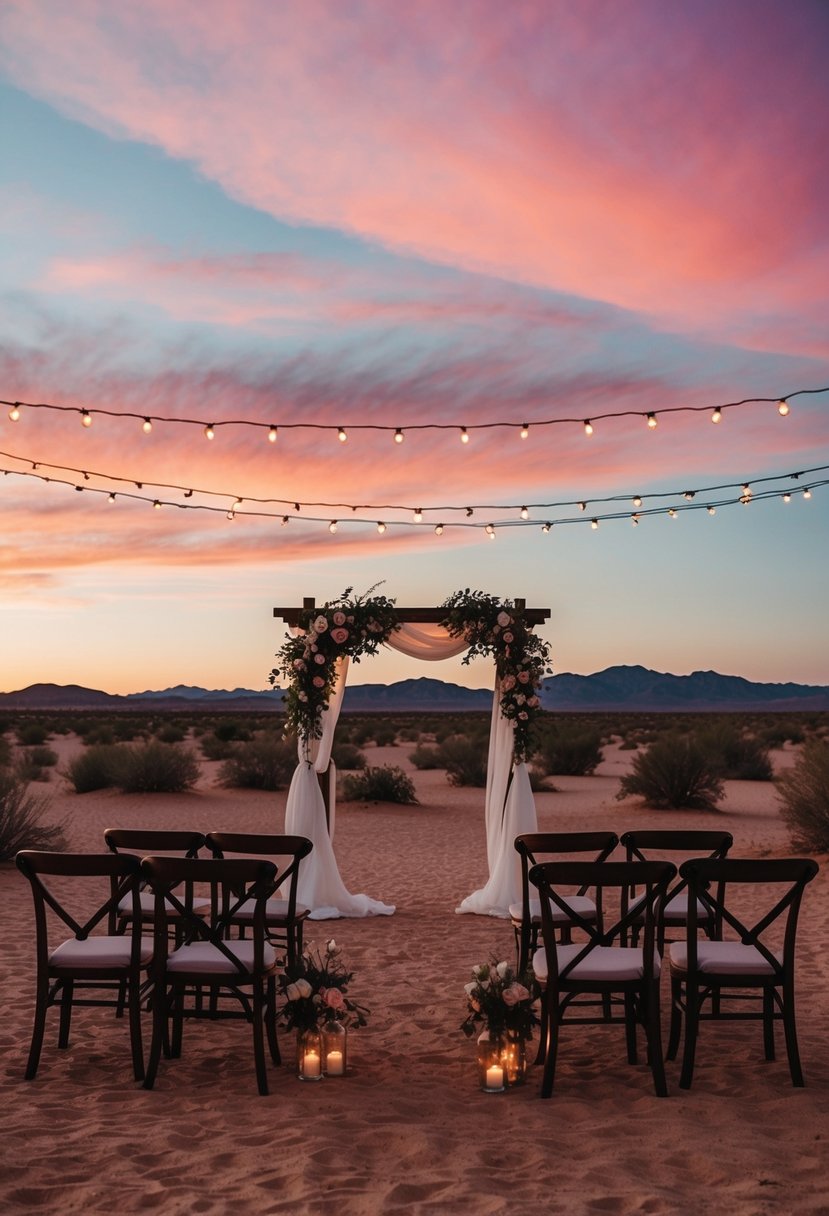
[527,696,540,708]
[293,659,306,671]
[502,983,530,1006]
[517,671,530,684]
[497,612,512,627]
[518,711,528,720]
[502,631,514,644]
[313,615,329,633]
[324,988,346,1011]
[330,627,349,644]
[501,675,516,691]
[313,676,325,688]
[333,611,346,625]
[314,653,326,665]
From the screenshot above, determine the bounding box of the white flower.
[326,939,340,955]
[496,960,510,980]
[313,615,329,633]
[464,981,478,996]
[285,982,301,1002]
[295,978,313,998]
[497,611,512,627]
[472,963,489,980]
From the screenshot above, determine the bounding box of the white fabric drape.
[282,614,538,920]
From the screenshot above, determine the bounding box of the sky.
[1,0,828,696]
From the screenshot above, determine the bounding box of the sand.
[1,737,827,1215]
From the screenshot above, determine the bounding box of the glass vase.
[296,1027,323,1081]
[502,1030,528,1087]
[321,1019,348,1077]
[477,1031,506,1092]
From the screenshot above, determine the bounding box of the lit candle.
[485,1064,504,1091]
[303,1050,321,1079]
[326,1050,345,1076]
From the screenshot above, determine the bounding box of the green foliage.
[279,940,368,1032]
[213,718,252,743]
[83,724,116,746]
[17,723,48,747]
[65,744,125,793]
[330,741,367,770]
[694,723,773,781]
[200,732,236,760]
[410,744,442,770]
[461,957,541,1041]
[0,770,67,860]
[218,735,296,790]
[776,741,829,851]
[28,746,58,767]
[371,723,398,747]
[340,764,419,804]
[617,734,724,811]
[156,723,186,743]
[439,735,488,787]
[536,724,603,776]
[116,741,201,794]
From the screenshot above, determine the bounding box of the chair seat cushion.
[533,943,660,983]
[166,940,277,975]
[50,935,154,969]
[508,895,597,925]
[669,941,782,976]
[629,891,711,922]
[230,897,311,924]
[119,893,212,918]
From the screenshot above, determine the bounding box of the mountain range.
[1,666,828,712]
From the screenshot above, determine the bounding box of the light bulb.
[377,521,386,534]
[707,506,716,516]
[108,493,116,503]
[485,524,496,539]
[631,514,640,526]
[268,425,278,443]
[783,492,791,503]
[804,487,812,499]
[329,520,338,533]
[777,399,790,416]
[577,501,587,512]
[81,409,92,428]
[8,404,20,422]
[711,407,722,423]
[153,500,161,509]
[413,508,423,523]
[204,423,215,440]
[668,508,677,518]
[590,518,599,530]
[337,427,347,443]
[633,495,642,508]
[583,419,593,436]
[460,427,469,444]
[542,522,551,533]
[434,523,444,535]
[520,506,529,520]
[281,516,289,525]
[142,417,153,434]
[394,428,404,444]
[519,423,529,440]
[646,412,658,429]
[683,491,695,501]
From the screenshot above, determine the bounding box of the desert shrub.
[65,744,126,793]
[439,735,487,787]
[330,741,367,771]
[350,723,373,746]
[410,744,442,770]
[116,742,201,794]
[528,766,558,792]
[214,719,251,743]
[17,723,48,747]
[397,726,421,742]
[83,724,116,746]
[0,770,67,859]
[340,765,418,804]
[218,735,296,790]
[537,725,603,776]
[619,739,640,751]
[371,723,398,747]
[776,741,829,851]
[156,723,186,744]
[0,736,11,767]
[617,735,724,811]
[694,723,773,781]
[28,745,58,768]
[200,732,236,761]
[760,721,806,749]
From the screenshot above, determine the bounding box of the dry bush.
[776,741,829,851]
[0,770,67,860]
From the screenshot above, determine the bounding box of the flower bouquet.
[461,956,541,1090]
[279,940,368,1079]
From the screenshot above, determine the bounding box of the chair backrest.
[140,855,278,977]
[679,857,819,979]
[205,832,312,917]
[529,860,676,985]
[104,828,206,859]
[515,831,619,905]
[621,829,733,919]
[16,850,144,966]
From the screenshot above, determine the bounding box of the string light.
[413,508,423,523]
[142,417,153,434]
[8,404,20,422]
[377,521,386,534]
[541,522,551,532]
[783,492,791,503]
[711,407,722,423]
[668,508,677,518]
[337,427,347,443]
[519,423,529,439]
[81,409,92,428]
[394,428,404,444]
[646,412,658,429]
[578,501,587,512]
[778,399,790,416]
[153,499,161,509]
[108,492,116,502]
[631,513,640,526]
[328,520,338,533]
[804,487,812,499]
[434,523,444,535]
[466,507,474,517]
[633,495,642,507]
[590,518,599,530]
[485,524,496,539]
[268,425,278,443]
[583,419,594,436]
[707,506,716,515]
[204,423,215,440]
[683,491,695,500]
[460,427,469,444]
[520,506,529,520]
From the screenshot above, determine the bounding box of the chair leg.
[58,979,73,1048]
[781,986,805,1087]
[534,991,549,1065]
[645,981,668,1097]
[539,1003,559,1099]
[666,974,682,1061]
[763,989,776,1061]
[127,976,145,1082]
[143,982,167,1090]
[24,972,51,1080]
[265,976,280,1066]
[624,993,638,1064]
[251,983,269,1096]
[679,980,700,1090]
[170,986,184,1058]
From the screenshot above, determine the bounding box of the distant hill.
[1,668,828,713]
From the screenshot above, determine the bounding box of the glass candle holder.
[297,1028,323,1081]
[322,1019,348,1077]
[502,1030,528,1087]
[477,1031,506,1093]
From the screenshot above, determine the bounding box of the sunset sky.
[1,0,828,696]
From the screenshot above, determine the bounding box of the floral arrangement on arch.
[270,585,399,748]
[461,956,541,1041]
[279,940,369,1033]
[441,589,552,763]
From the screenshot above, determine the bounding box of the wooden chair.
[529,859,676,1097]
[141,855,281,1096]
[103,829,209,936]
[512,832,619,974]
[16,850,152,1081]
[620,830,733,950]
[667,856,819,1089]
[205,832,313,967]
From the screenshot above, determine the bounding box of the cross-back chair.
[619,829,733,951]
[16,850,152,1081]
[667,856,819,1089]
[205,832,313,967]
[512,832,619,974]
[140,855,281,1095]
[529,859,676,1097]
[103,828,209,936]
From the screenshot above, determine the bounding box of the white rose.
[295,978,313,998]
[464,982,478,996]
[496,961,510,979]
[285,982,301,1002]
[497,611,512,627]
[472,964,489,980]
[313,615,329,633]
